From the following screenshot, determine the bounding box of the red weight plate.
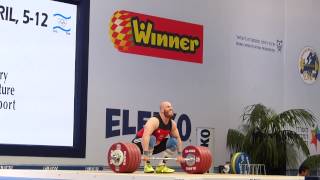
[130,143,141,172]
[201,147,212,173]
[107,142,133,173]
[124,143,135,173]
[197,146,208,174]
[181,145,204,174]
[199,147,209,173]
[131,143,141,172]
[196,146,207,173]
[108,142,121,172]
[206,147,213,172]
[128,143,141,173]
[193,146,213,174]
[181,145,193,173]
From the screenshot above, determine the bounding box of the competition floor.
[0,170,305,180]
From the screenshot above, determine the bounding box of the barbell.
[141,157,194,161]
[107,142,213,174]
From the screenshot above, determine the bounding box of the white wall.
[203,0,285,165]
[284,0,320,156]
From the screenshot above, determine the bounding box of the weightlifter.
[132,101,184,173]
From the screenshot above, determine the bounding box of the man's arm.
[142,117,159,155]
[170,121,183,156]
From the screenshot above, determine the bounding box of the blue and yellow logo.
[298,47,319,84]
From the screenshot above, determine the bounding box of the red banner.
[109,10,203,64]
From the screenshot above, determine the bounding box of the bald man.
[298,164,310,176]
[132,101,184,173]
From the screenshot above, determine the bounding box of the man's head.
[160,101,174,119]
[299,164,310,176]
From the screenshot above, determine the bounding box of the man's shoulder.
[153,113,161,119]
[148,117,160,124]
[149,116,159,121]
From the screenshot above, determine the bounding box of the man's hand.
[142,151,150,162]
[142,154,150,162]
[176,155,185,163]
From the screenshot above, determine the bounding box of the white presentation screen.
[0,0,77,147]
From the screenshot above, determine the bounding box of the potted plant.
[227,103,316,175]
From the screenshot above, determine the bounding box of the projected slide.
[0,0,77,146]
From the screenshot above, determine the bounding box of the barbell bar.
[111,154,194,162]
[146,157,194,161]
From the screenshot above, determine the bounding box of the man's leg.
[144,135,156,173]
[156,137,177,173]
[132,136,157,173]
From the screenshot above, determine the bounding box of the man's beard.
[164,110,173,119]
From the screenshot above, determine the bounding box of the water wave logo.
[53,13,72,34]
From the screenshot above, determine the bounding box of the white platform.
[0,170,304,180]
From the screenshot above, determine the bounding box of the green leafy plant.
[227,103,316,175]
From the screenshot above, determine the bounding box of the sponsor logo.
[105,108,192,141]
[199,128,211,147]
[298,47,319,84]
[235,35,283,53]
[109,10,203,63]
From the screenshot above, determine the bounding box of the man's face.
[303,169,310,176]
[163,103,174,119]
[300,169,310,176]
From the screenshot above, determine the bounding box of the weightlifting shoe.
[144,163,155,173]
[155,164,175,173]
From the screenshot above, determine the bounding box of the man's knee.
[149,136,157,148]
[166,137,177,151]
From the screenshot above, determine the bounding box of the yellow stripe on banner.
[117,33,125,40]
[127,29,132,34]
[115,26,124,33]
[114,12,122,18]
[119,40,129,46]
[114,19,123,26]
[109,31,115,38]
[109,22,116,30]
[124,18,131,23]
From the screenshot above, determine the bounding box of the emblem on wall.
[298,47,319,84]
